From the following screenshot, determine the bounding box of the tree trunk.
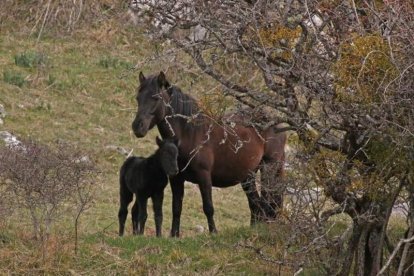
[339,218,387,276]
[398,189,414,275]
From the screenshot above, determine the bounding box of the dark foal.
[132,71,287,237]
[118,136,179,237]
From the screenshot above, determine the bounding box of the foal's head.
[132,71,172,138]
[155,136,179,176]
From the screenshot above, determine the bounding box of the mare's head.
[132,71,173,137]
[155,136,179,176]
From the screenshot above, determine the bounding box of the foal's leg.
[131,200,139,235]
[170,175,185,237]
[136,196,148,235]
[241,172,263,225]
[152,191,164,237]
[197,170,217,234]
[118,183,133,236]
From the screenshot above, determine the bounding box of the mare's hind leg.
[152,191,164,237]
[118,184,133,236]
[241,172,263,225]
[131,200,139,235]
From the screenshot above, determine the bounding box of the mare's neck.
[157,118,185,140]
[157,86,202,140]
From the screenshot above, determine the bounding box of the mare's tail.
[261,124,287,219]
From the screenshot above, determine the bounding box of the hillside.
[0,6,288,276]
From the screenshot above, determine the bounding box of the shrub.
[0,139,96,250]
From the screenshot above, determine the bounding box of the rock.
[105,145,132,156]
[0,118,3,125]
[75,155,91,164]
[194,225,204,233]
[0,131,23,148]
[0,104,6,118]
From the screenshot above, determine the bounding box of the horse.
[132,71,286,237]
[118,136,179,237]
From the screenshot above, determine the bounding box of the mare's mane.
[168,85,198,118]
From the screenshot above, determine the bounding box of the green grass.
[3,69,26,87]
[14,51,48,68]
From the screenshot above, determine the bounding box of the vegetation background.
[1,0,413,275]
[0,1,284,275]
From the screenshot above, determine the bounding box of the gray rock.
[0,104,6,118]
[0,131,23,148]
[194,225,205,233]
[105,145,132,156]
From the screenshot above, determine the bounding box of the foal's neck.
[146,150,164,174]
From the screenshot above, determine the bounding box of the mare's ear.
[158,71,170,88]
[139,71,146,83]
[155,136,163,147]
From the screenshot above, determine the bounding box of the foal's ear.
[155,136,163,147]
[158,71,170,88]
[139,71,146,83]
[173,136,181,147]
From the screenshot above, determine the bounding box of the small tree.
[0,139,96,255]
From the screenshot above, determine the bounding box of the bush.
[0,139,96,249]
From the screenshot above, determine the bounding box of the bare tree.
[130,0,414,274]
[0,139,96,256]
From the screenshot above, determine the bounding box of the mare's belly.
[210,148,263,187]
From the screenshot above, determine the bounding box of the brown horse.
[132,71,286,237]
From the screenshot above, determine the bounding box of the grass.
[3,70,26,87]
[14,51,48,68]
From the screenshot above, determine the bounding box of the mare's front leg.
[131,200,139,235]
[152,191,164,237]
[241,172,263,225]
[136,196,148,235]
[170,175,185,237]
[197,170,217,234]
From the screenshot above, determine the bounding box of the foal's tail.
[118,157,136,236]
[120,156,136,191]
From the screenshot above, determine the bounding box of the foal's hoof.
[170,232,180,238]
[210,229,218,234]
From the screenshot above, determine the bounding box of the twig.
[37,0,52,42]
[378,235,414,275]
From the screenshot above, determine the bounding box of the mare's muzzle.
[132,115,153,138]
